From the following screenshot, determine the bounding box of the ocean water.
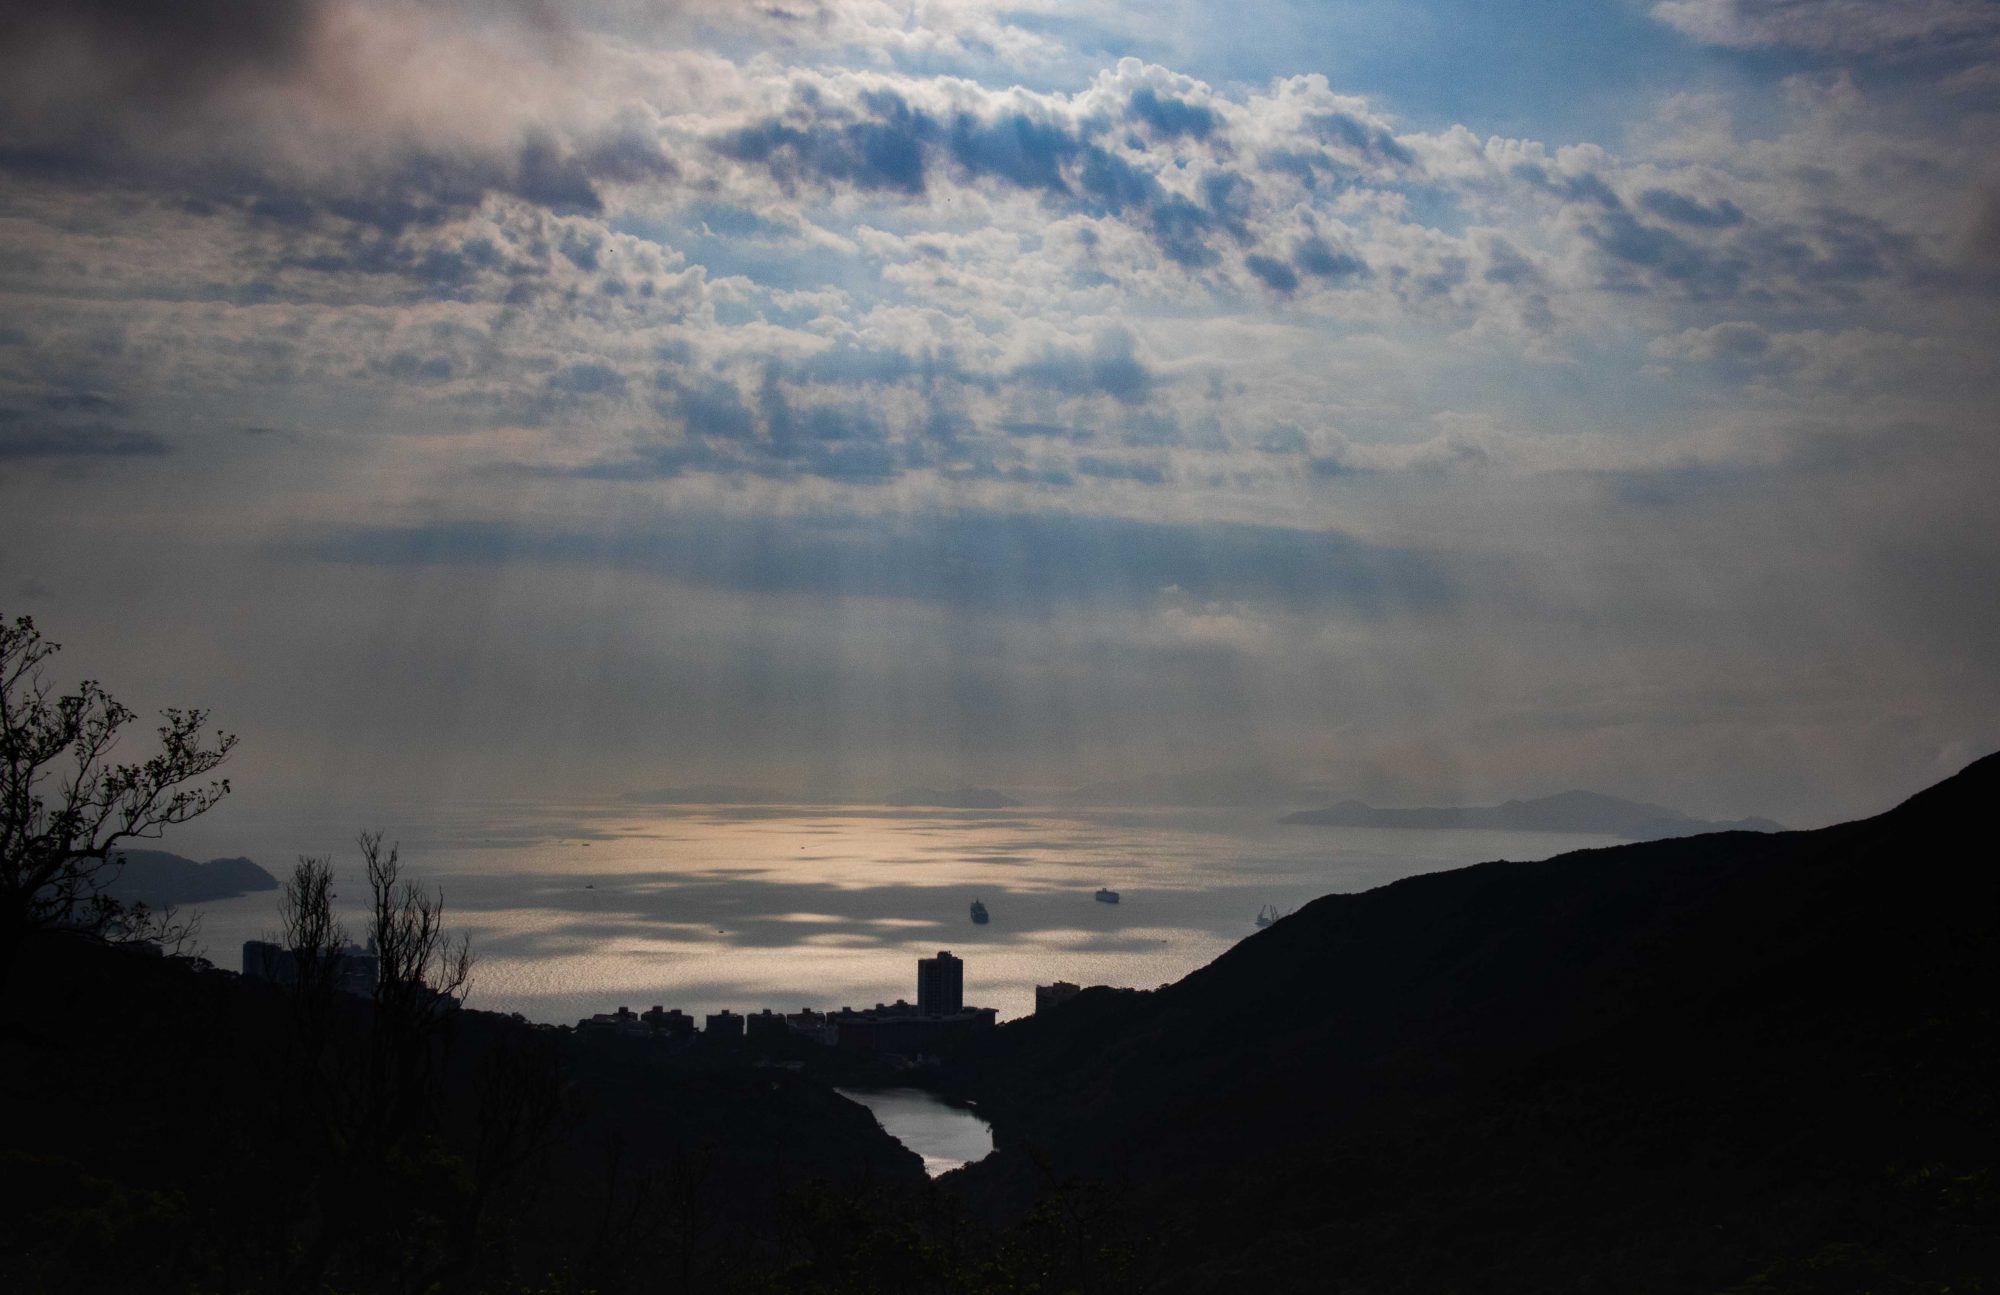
[170,802,1622,1025]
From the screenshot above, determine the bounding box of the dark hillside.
[0,935,924,1292]
[949,753,2000,1291]
[1281,788,1781,837]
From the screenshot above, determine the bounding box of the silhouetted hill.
[881,786,1021,809]
[951,753,2000,1292]
[101,849,278,906]
[1282,788,1782,838]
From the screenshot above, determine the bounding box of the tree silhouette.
[277,835,481,1291]
[0,612,236,980]
[359,831,474,1150]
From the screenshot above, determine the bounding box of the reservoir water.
[161,801,1623,1024]
[837,1087,994,1176]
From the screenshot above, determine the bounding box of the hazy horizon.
[166,798,1641,1024]
[5,1,1999,834]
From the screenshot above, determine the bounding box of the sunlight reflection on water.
[176,803,1619,1024]
[836,1088,994,1176]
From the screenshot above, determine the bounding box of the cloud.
[1496,147,1929,305]
[1647,322,1984,398]
[709,70,1260,270]
[1244,253,1300,292]
[715,97,931,197]
[0,0,674,225]
[1074,454,1168,483]
[1650,319,1777,364]
[0,418,172,458]
[1127,86,1219,140]
[1303,109,1415,168]
[0,0,324,107]
[296,507,1459,613]
[1650,0,2000,58]
[667,376,758,440]
[546,360,629,399]
[1638,187,1746,228]
[0,0,1995,832]
[1011,328,1156,403]
[1294,236,1368,280]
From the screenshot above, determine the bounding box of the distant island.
[881,786,1020,809]
[621,784,815,805]
[100,849,278,907]
[1281,789,1781,839]
[1055,764,1318,807]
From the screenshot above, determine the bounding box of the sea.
[163,801,1624,1026]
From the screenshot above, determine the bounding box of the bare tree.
[277,835,480,1291]
[279,854,354,1151]
[281,853,350,997]
[0,612,236,978]
[360,832,474,1150]
[363,832,473,1014]
[106,899,204,958]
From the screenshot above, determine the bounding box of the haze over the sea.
[171,798,1635,1024]
[4,0,1998,835]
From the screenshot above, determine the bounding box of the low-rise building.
[1035,981,1083,1014]
[579,1005,649,1037]
[642,1005,696,1039]
[785,1008,836,1046]
[832,1005,997,1053]
[829,952,999,1054]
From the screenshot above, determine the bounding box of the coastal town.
[242,940,1094,1061]
[571,950,1101,1057]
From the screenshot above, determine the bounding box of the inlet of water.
[837,1086,994,1176]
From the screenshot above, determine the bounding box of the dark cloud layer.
[0,0,671,233]
[0,0,321,106]
[0,418,171,458]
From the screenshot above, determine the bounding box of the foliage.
[0,612,234,974]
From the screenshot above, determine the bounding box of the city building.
[576,1005,699,1040]
[918,950,964,1016]
[1035,981,1082,1014]
[579,1005,647,1037]
[242,938,379,997]
[831,1005,997,1054]
[785,1008,836,1046]
[641,1005,696,1039]
[826,952,997,1055]
[569,951,997,1058]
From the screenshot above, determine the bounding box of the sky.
[2,0,1997,829]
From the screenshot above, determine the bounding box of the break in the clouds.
[2,0,1997,826]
